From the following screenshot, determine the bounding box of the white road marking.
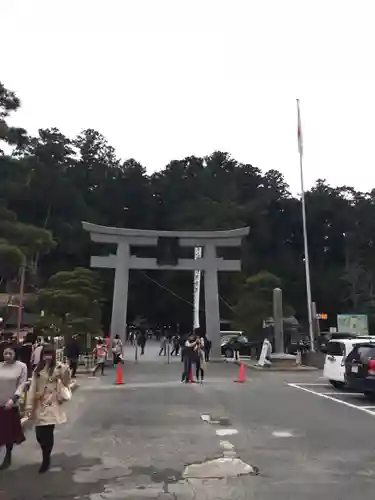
[220,440,235,450]
[200,415,239,458]
[288,383,375,417]
[294,383,328,386]
[216,428,239,436]
[272,431,294,437]
[361,406,375,410]
[321,392,363,396]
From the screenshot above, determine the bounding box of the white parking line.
[321,392,364,396]
[294,383,328,386]
[287,383,375,417]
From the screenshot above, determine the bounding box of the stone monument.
[273,288,284,353]
[271,287,297,367]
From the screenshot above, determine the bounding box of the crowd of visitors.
[0,326,213,473]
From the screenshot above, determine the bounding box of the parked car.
[345,341,375,399]
[286,333,310,354]
[221,334,257,358]
[323,336,375,388]
[262,317,310,354]
[221,332,310,359]
[220,330,243,337]
[318,332,365,353]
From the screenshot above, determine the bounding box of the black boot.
[38,451,51,473]
[0,449,12,471]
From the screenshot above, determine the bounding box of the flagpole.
[297,99,315,352]
[193,247,202,332]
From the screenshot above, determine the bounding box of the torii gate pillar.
[82,222,249,359]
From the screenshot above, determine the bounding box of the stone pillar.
[204,242,221,359]
[110,242,130,346]
[273,287,284,353]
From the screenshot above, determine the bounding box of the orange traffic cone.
[115,362,124,385]
[188,366,195,383]
[235,361,246,383]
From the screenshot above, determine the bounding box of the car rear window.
[326,342,345,356]
[356,346,375,362]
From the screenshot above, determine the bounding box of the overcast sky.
[2,0,375,194]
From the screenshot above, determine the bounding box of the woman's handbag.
[58,380,72,402]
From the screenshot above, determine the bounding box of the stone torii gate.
[82,222,249,358]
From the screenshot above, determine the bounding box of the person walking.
[170,334,180,356]
[65,335,80,378]
[203,336,211,362]
[112,335,123,365]
[31,338,44,371]
[92,339,107,376]
[0,344,28,470]
[137,329,147,355]
[26,344,71,473]
[159,335,167,356]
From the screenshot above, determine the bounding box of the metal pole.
[311,301,320,337]
[297,99,315,352]
[193,247,202,332]
[167,341,170,364]
[134,342,138,363]
[16,265,25,343]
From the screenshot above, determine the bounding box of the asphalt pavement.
[1,342,375,499]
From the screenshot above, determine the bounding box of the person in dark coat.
[170,334,180,356]
[181,334,199,383]
[179,334,187,362]
[64,335,80,378]
[203,335,211,362]
[231,337,240,361]
[16,333,34,378]
[137,329,147,355]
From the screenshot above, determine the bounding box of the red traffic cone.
[235,361,246,383]
[188,366,195,383]
[115,363,124,385]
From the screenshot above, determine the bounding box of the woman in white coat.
[26,344,71,473]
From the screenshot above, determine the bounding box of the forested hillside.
[1,81,374,334]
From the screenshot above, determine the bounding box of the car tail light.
[368,359,375,375]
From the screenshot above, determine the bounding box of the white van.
[323,336,375,388]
